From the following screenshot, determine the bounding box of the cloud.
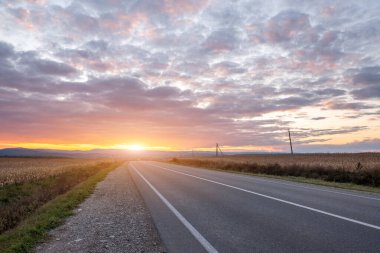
[163,0,209,16]
[24,58,78,76]
[352,85,380,100]
[311,117,326,120]
[211,61,246,75]
[314,88,345,97]
[202,28,242,53]
[265,10,311,43]
[298,139,380,153]
[0,0,379,152]
[353,66,380,85]
[85,40,109,52]
[295,126,367,138]
[0,41,14,58]
[324,100,373,110]
[350,66,380,99]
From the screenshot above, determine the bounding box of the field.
[0,157,115,186]
[0,157,123,236]
[170,153,380,188]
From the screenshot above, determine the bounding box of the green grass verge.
[0,162,123,253]
[168,161,380,194]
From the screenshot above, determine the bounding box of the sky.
[0,0,379,152]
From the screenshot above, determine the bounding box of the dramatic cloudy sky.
[0,0,379,152]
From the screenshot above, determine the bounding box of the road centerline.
[147,162,380,231]
[130,163,219,253]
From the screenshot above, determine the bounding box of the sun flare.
[126,144,145,151]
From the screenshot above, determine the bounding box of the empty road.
[129,161,380,253]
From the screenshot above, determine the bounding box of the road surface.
[129,161,380,253]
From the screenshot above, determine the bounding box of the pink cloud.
[163,0,209,16]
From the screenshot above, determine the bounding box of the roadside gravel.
[37,162,166,253]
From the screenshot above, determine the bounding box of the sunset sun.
[126,144,145,151]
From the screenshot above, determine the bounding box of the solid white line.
[130,163,219,253]
[236,174,380,201]
[147,163,380,231]
[168,163,380,201]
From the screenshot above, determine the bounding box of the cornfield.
[0,157,123,233]
[0,157,113,186]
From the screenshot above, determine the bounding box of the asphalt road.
[129,161,380,253]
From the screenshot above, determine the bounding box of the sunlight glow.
[125,144,145,151]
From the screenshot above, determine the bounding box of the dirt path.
[37,162,166,253]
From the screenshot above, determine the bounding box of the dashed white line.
[130,163,219,253]
[148,163,380,231]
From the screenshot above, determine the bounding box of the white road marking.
[147,162,380,231]
[230,172,380,201]
[169,163,380,201]
[130,163,219,253]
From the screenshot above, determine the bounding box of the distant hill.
[0,148,141,158]
[0,147,281,158]
[0,147,206,158]
[0,148,60,157]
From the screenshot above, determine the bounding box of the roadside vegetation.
[0,157,123,253]
[0,157,112,186]
[170,153,380,191]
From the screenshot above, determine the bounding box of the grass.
[0,161,121,233]
[259,174,380,193]
[169,155,380,193]
[217,169,380,193]
[0,160,123,253]
[179,153,380,170]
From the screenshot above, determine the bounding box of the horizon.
[1,1,380,152]
[1,146,379,155]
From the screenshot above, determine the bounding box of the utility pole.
[216,143,223,157]
[288,129,294,155]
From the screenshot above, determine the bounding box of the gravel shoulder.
[37,162,166,253]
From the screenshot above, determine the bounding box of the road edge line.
[130,163,219,253]
[169,162,380,200]
[148,162,380,231]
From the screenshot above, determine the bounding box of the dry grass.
[0,162,121,253]
[0,158,123,234]
[0,157,112,186]
[189,153,380,171]
[170,153,380,187]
